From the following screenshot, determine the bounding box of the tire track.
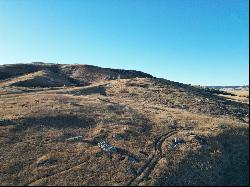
[127,130,178,186]
[26,159,89,186]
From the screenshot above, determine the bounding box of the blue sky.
[0,0,249,85]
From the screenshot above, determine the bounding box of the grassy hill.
[0,63,248,186]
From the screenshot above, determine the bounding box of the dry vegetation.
[0,63,249,186]
[218,89,249,104]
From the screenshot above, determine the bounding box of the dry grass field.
[0,63,249,186]
[219,89,249,104]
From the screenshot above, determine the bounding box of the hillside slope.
[0,63,153,85]
[0,63,249,186]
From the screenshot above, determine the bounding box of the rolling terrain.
[206,86,249,104]
[0,63,249,186]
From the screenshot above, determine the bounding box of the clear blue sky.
[0,0,249,86]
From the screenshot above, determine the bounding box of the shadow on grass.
[71,85,107,96]
[156,127,249,186]
[0,119,16,126]
[12,114,96,133]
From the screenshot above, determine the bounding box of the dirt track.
[127,130,178,186]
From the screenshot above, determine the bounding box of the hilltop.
[0,63,249,186]
[0,62,153,86]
